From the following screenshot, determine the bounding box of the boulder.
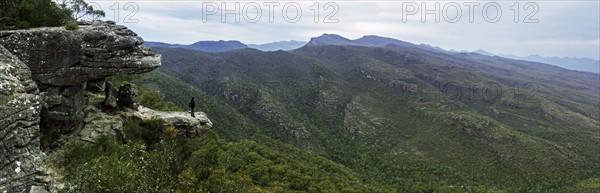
[117,83,137,109]
[0,45,45,193]
[102,81,118,109]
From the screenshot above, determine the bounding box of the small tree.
[56,0,105,21]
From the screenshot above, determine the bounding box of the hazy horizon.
[88,1,600,60]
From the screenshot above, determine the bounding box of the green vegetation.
[143,45,599,192]
[52,38,598,192]
[137,87,182,111]
[57,128,380,192]
[0,0,70,29]
[0,0,104,30]
[567,178,600,193]
[64,21,78,30]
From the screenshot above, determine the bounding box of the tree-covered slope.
[57,131,383,192]
[144,45,599,192]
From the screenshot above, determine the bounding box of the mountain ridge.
[147,34,599,73]
[145,40,248,53]
[146,40,308,52]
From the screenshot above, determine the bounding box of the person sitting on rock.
[189,97,196,117]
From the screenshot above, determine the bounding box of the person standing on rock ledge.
[189,97,196,117]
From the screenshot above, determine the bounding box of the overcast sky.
[89,1,600,59]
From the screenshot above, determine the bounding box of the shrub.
[16,21,29,29]
[64,21,78,30]
[61,142,177,192]
[139,118,166,145]
[57,136,120,179]
[123,117,142,142]
[123,117,167,146]
[164,126,178,138]
[176,168,201,193]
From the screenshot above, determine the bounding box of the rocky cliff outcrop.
[0,45,44,193]
[0,21,160,148]
[132,106,213,137]
[1,21,213,192]
[0,21,162,192]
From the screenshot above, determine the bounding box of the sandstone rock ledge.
[132,106,213,137]
[78,91,213,143]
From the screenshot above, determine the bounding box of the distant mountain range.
[146,34,599,73]
[146,40,307,52]
[247,40,307,51]
[144,40,248,53]
[471,49,600,73]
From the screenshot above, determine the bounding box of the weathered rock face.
[0,21,161,146]
[0,45,45,193]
